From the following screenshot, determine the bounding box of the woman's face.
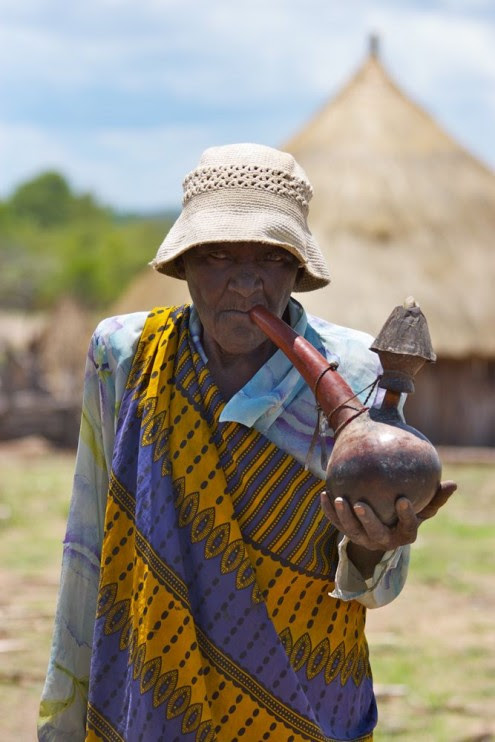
[180,242,301,356]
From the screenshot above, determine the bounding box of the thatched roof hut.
[287,41,495,360]
[0,298,92,446]
[114,40,495,446]
[284,40,495,446]
[38,296,94,402]
[112,269,191,316]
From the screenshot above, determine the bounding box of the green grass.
[368,462,495,740]
[0,451,73,573]
[409,464,494,592]
[0,451,494,740]
[0,447,75,741]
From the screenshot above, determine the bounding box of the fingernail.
[354,504,365,516]
[334,498,344,510]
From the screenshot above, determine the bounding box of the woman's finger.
[417,480,458,521]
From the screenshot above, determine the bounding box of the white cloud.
[0,123,71,189]
[0,121,224,209]
[2,2,493,102]
[1,0,494,207]
[368,7,495,88]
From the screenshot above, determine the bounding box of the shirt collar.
[189,298,311,432]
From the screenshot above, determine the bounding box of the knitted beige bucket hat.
[151,143,330,292]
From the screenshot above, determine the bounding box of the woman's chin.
[217,328,270,357]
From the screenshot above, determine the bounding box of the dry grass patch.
[0,442,494,740]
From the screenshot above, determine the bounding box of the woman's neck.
[203,337,276,402]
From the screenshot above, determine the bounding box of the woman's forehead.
[185,242,298,259]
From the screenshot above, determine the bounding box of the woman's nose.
[228,267,263,296]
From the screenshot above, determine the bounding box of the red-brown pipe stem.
[249,305,366,432]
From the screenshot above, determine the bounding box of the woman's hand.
[320,480,457,578]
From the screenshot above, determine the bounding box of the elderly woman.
[39,144,455,741]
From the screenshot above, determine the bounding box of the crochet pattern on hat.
[182,164,313,212]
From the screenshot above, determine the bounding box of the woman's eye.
[264,252,298,265]
[209,251,229,260]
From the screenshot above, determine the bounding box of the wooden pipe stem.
[249,305,366,432]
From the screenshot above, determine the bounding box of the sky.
[1,0,494,212]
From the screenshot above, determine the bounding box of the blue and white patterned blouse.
[38,298,408,740]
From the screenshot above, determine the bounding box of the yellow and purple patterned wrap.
[86,305,375,741]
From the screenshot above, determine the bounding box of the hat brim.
[151,189,330,292]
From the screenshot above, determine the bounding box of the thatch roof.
[111,269,191,316]
[38,296,94,401]
[0,311,46,353]
[288,44,495,358]
[114,41,495,358]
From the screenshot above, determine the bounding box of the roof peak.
[368,32,380,59]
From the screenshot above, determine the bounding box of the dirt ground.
[366,579,495,740]
[0,438,494,741]
[0,568,61,739]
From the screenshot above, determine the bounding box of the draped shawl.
[86,305,376,741]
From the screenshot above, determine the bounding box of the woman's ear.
[174,256,186,279]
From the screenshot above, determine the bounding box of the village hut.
[111,269,190,316]
[0,311,47,396]
[113,39,495,446]
[285,39,495,446]
[37,295,94,403]
[0,297,92,446]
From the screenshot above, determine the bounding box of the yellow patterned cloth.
[86,306,375,741]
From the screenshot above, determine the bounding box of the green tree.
[0,171,174,311]
[9,172,73,227]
